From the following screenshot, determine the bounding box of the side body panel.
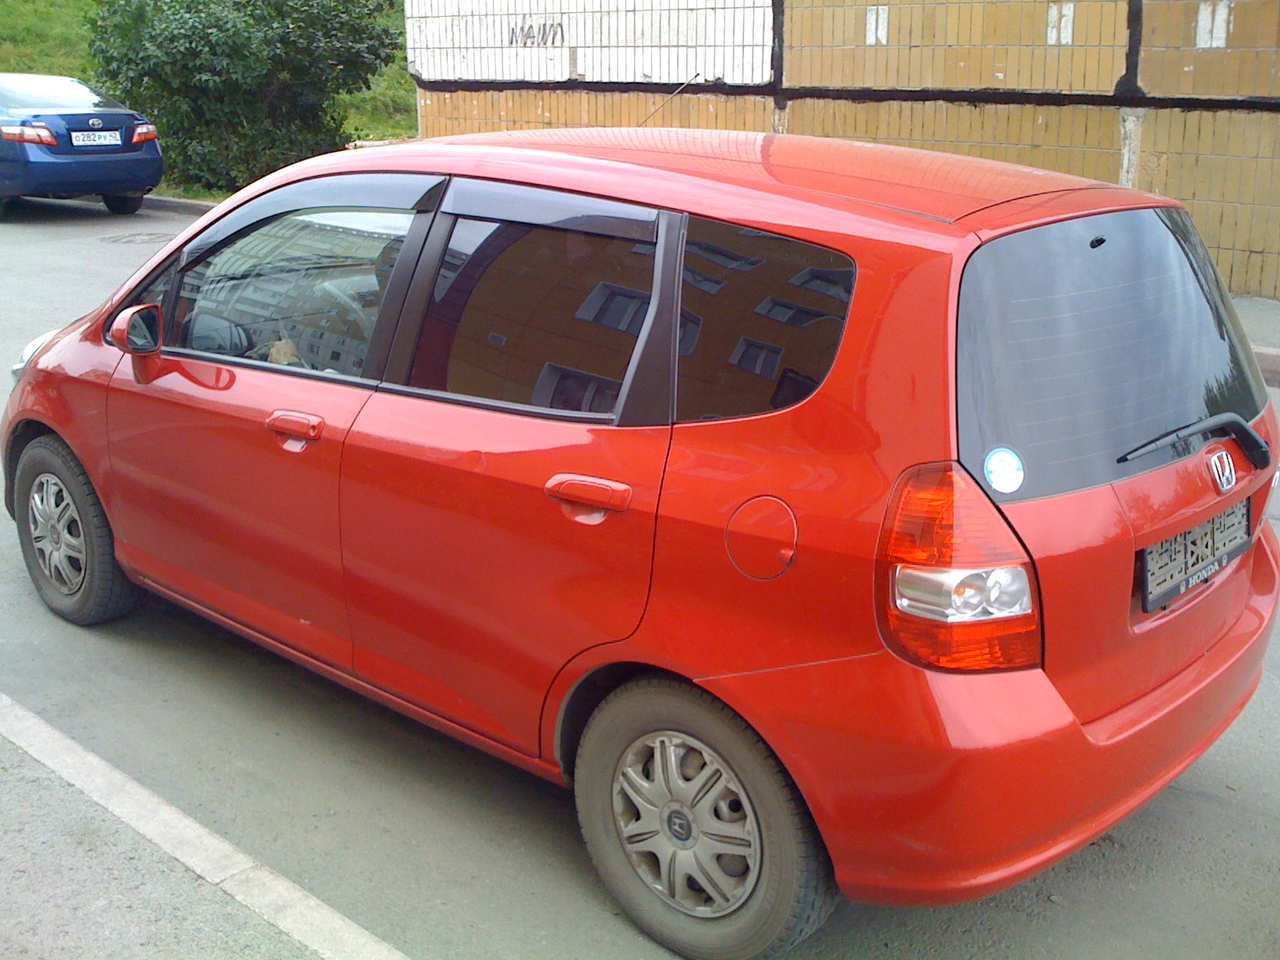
[633,244,957,678]
[107,355,371,668]
[342,398,670,753]
[3,315,120,513]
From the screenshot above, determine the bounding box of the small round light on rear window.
[983,447,1025,494]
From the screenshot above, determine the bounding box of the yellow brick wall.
[413,0,1280,299]
[1141,0,1280,96]
[785,99,1123,180]
[419,88,1278,299]
[783,1,1129,92]
[417,90,776,137]
[1136,109,1280,296]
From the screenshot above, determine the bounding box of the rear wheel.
[15,435,138,624]
[102,194,144,215]
[575,677,837,960]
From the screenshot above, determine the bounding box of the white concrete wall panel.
[405,0,774,85]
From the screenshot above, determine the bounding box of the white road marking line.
[0,692,414,960]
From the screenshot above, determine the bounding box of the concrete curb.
[1255,346,1280,388]
[144,194,219,215]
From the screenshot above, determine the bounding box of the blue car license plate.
[71,130,121,147]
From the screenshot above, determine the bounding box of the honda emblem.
[1209,449,1236,494]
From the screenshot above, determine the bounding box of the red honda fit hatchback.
[5,129,1277,959]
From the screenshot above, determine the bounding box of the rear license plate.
[71,130,121,147]
[1142,500,1251,611]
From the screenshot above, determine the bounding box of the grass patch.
[336,3,419,141]
[152,181,232,205]
[0,0,94,78]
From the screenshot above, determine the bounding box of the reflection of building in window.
[682,262,724,294]
[577,282,649,335]
[790,266,855,302]
[434,219,503,299]
[411,220,650,409]
[632,244,724,293]
[282,320,369,373]
[676,215,854,422]
[755,297,836,327]
[435,248,469,295]
[730,337,782,378]
[178,211,409,377]
[579,282,702,355]
[688,240,762,272]
[532,363,622,414]
[770,368,819,409]
[678,313,701,356]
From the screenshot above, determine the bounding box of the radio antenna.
[639,72,702,126]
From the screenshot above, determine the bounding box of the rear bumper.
[701,522,1278,905]
[0,143,163,198]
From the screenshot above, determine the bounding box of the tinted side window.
[172,208,414,377]
[406,218,656,414]
[107,263,176,343]
[676,218,854,422]
[135,263,176,307]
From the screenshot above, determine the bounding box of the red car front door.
[340,181,679,753]
[109,358,370,667]
[105,183,432,667]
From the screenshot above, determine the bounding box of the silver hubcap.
[28,473,86,595]
[613,731,761,918]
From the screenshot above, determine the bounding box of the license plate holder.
[71,130,122,147]
[1141,500,1251,612]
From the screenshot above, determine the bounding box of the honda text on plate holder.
[1143,499,1251,611]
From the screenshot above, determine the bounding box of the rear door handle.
[266,410,324,441]
[544,473,633,512]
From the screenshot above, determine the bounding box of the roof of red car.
[432,127,1111,226]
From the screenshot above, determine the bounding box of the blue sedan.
[0,73,162,215]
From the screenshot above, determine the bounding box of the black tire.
[102,194,144,215]
[575,677,838,960]
[14,435,138,625]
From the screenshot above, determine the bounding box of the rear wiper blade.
[1117,412,1271,468]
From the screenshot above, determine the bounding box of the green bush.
[88,0,395,190]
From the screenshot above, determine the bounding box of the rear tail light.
[1,124,57,147]
[876,462,1041,671]
[132,123,158,144]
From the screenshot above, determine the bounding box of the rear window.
[957,207,1267,502]
[0,74,122,111]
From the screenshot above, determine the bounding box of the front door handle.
[544,473,633,512]
[266,410,324,447]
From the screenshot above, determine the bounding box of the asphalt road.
[1,195,1279,960]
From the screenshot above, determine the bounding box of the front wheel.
[102,194,144,215]
[575,677,837,960]
[15,435,138,624]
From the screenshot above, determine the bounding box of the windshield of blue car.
[0,74,125,112]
